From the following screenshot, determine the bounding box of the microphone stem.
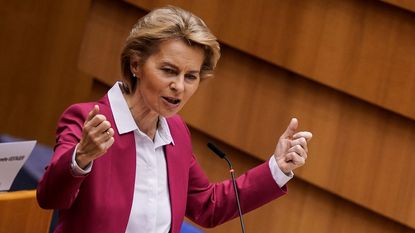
[224,157,246,233]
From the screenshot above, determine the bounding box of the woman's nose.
[169,77,185,92]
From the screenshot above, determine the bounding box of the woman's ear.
[130,54,141,76]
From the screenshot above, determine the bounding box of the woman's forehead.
[148,39,204,70]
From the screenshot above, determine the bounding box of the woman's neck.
[123,92,159,140]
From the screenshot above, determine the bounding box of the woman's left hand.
[273,118,312,174]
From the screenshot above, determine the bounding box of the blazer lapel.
[165,116,192,233]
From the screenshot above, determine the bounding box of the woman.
[37,6,312,233]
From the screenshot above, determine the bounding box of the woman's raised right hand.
[75,105,115,169]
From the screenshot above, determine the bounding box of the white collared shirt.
[108,82,173,233]
[71,82,292,233]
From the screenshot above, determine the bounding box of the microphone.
[207,142,246,233]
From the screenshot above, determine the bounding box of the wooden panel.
[128,0,415,120]
[182,46,415,228]
[0,190,52,233]
[381,0,415,13]
[0,0,93,145]
[188,128,415,233]
[78,0,415,228]
[78,0,142,85]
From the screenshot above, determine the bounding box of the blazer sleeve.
[182,129,287,228]
[37,103,92,209]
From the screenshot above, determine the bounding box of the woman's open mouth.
[162,96,181,106]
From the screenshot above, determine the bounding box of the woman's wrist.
[75,150,92,169]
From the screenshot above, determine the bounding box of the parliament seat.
[0,190,53,233]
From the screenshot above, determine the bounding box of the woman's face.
[131,39,204,117]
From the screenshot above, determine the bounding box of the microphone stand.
[207,142,246,233]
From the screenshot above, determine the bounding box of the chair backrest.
[180,221,204,233]
[0,190,52,233]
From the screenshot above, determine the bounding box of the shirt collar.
[108,82,137,134]
[154,117,175,147]
[108,82,174,145]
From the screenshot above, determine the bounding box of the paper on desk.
[0,140,36,191]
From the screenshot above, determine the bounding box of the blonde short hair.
[120,6,221,93]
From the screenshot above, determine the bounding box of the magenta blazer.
[37,95,287,233]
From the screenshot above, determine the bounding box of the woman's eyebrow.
[159,61,176,68]
[160,61,200,74]
[188,70,201,75]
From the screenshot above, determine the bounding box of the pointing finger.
[293,131,312,141]
[103,136,115,150]
[86,105,100,123]
[288,145,307,159]
[290,137,308,153]
[86,115,107,129]
[280,118,298,139]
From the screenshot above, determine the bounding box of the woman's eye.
[161,68,176,74]
[185,75,198,80]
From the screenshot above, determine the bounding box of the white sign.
[0,140,36,191]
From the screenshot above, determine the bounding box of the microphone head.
[207,142,226,159]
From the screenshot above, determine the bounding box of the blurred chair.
[0,134,53,191]
[0,190,53,233]
[181,221,204,233]
[1,134,57,232]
